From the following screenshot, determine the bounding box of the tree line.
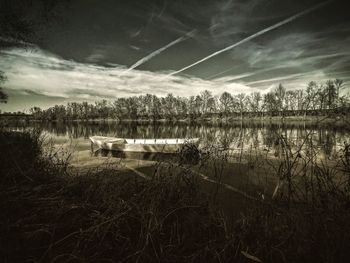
[28,79,349,121]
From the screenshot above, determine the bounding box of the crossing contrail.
[123,29,196,74]
[168,0,334,77]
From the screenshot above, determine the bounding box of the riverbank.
[1,130,350,262]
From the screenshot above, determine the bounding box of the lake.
[10,121,350,157]
[7,121,350,213]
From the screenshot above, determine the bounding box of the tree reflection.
[8,122,349,160]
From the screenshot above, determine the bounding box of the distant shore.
[2,114,349,126]
[86,115,349,126]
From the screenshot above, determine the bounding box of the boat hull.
[90,136,199,153]
[103,143,182,153]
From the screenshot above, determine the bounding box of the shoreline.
[2,115,350,128]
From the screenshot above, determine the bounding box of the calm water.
[11,121,350,160]
[8,121,350,207]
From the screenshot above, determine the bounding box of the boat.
[89,136,200,153]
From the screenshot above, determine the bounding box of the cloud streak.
[168,0,334,76]
[0,47,258,110]
[123,30,196,74]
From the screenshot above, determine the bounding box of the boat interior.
[91,136,196,145]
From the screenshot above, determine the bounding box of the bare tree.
[200,90,213,116]
[219,92,234,118]
[249,92,262,116]
[275,84,286,118]
[29,107,42,119]
[334,79,344,107]
[285,90,298,115]
[236,93,246,120]
[263,92,278,116]
[304,81,318,118]
[325,80,337,110]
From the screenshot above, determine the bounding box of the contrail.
[168,0,334,76]
[208,51,349,80]
[123,29,196,73]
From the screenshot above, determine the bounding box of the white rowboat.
[90,136,200,153]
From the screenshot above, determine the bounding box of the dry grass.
[0,130,239,262]
[1,129,350,262]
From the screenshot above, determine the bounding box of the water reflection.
[10,122,350,160]
[94,148,179,163]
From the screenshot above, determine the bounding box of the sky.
[0,0,349,111]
